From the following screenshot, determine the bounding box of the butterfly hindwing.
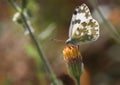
[72,19,99,42]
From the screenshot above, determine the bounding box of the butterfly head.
[66,38,79,45]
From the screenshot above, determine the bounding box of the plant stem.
[76,76,80,85]
[7,0,58,85]
[21,13,58,85]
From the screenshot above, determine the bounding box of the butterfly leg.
[77,45,83,60]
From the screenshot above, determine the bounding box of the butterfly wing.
[72,18,99,42]
[69,3,92,38]
[67,3,99,44]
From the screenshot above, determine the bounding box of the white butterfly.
[66,3,99,45]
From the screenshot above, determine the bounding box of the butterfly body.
[66,3,99,45]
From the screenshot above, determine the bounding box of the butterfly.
[66,3,99,45]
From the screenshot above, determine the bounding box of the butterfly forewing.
[68,3,99,44]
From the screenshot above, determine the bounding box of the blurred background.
[0,0,120,85]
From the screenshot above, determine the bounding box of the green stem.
[21,13,58,85]
[68,62,81,85]
[76,76,80,85]
[7,0,58,85]
[88,0,120,43]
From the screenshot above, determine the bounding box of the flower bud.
[63,45,82,80]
